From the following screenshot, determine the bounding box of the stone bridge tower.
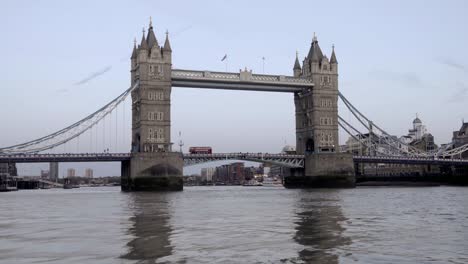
[294,35,339,154]
[285,34,355,188]
[122,19,183,191]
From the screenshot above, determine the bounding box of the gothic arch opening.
[133,133,141,152]
[306,138,314,153]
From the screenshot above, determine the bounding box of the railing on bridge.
[1,152,468,168]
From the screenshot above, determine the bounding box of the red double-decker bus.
[189,147,212,154]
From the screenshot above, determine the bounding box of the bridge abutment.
[121,152,183,191]
[284,153,355,188]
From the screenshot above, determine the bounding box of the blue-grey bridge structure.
[1,20,468,190]
[2,153,468,167]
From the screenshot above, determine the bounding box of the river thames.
[1,186,467,263]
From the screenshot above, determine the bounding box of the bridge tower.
[121,19,183,191]
[285,35,355,188]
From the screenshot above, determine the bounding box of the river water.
[1,186,467,263]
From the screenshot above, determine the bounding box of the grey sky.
[1,0,467,176]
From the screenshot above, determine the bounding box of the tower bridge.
[1,19,467,190]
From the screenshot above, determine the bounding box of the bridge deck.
[0,153,131,163]
[354,155,468,166]
[171,69,313,93]
[1,153,467,167]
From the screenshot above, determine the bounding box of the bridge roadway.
[1,153,468,167]
[171,69,313,93]
[0,153,305,168]
[354,155,468,166]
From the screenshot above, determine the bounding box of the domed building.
[281,145,296,154]
[408,116,427,141]
[403,115,437,152]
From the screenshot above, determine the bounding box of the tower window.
[148,112,155,120]
[156,112,164,121]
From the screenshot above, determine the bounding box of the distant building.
[67,168,76,178]
[408,117,427,141]
[49,162,59,181]
[213,162,247,185]
[282,145,296,154]
[269,146,295,179]
[405,117,437,152]
[0,163,17,176]
[201,167,215,183]
[268,165,285,178]
[346,134,370,155]
[41,170,50,179]
[410,133,437,152]
[84,168,93,178]
[345,116,437,155]
[452,122,468,158]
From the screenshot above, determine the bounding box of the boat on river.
[0,174,18,192]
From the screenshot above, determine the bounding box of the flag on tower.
[221,54,227,61]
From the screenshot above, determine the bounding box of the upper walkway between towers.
[171,69,314,93]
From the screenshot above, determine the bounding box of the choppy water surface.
[1,186,467,263]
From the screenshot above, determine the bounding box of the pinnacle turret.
[307,33,323,62]
[131,38,137,59]
[330,45,338,64]
[293,51,301,70]
[163,30,172,52]
[146,17,159,48]
[139,28,148,50]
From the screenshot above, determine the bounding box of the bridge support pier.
[121,152,183,191]
[284,153,355,188]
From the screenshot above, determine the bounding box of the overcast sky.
[1,0,467,176]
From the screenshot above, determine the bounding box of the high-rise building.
[0,163,17,176]
[213,162,247,185]
[67,168,76,178]
[49,162,59,181]
[201,167,215,183]
[84,168,94,178]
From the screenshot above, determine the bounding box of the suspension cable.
[0,81,139,154]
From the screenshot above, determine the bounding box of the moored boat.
[0,175,18,192]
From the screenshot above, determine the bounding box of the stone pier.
[284,153,355,188]
[121,152,183,191]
